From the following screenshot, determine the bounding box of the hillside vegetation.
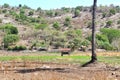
[0,4,120,51]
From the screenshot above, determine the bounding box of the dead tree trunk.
[91,0,97,62]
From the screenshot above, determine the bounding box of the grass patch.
[0,55,120,65]
[98,56,120,65]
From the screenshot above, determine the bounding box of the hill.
[0,4,120,51]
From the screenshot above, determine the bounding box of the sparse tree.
[64,17,71,26]
[74,9,80,17]
[37,7,42,11]
[3,34,19,48]
[3,3,9,8]
[28,11,34,16]
[19,4,22,8]
[75,6,83,11]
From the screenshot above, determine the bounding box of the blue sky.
[0,0,120,10]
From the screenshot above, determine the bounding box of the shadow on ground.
[16,67,70,74]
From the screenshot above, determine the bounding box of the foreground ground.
[0,51,120,80]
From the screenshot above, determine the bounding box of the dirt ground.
[0,61,120,80]
[0,51,120,80]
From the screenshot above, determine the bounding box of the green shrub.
[100,28,120,43]
[46,10,54,17]
[102,12,107,18]
[2,9,7,13]
[106,20,112,27]
[53,22,60,30]
[66,38,81,51]
[87,22,92,28]
[64,17,71,26]
[0,19,2,23]
[28,11,34,16]
[86,34,108,42]
[61,7,70,13]
[3,34,19,48]
[74,9,80,17]
[2,24,18,34]
[8,45,27,51]
[13,45,27,51]
[37,7,42,11]
[81,40,90,47]
[65,29,82,38]
[117,20,120,24]
[87,34,112,50]
[34,23,48,30]
[97,41,113,50]
[29,18,40,23]
[109,9,116,15]
[20,9,25,14]
[7,46,13,50]
[96,34,109,42]
[112,38,120,51]
[20,13,27,21]
[75,6,83,11]
[3,3,9,8]
[9,11,17,16]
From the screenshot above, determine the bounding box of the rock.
[111,72,116,75]
[41,65,50,69]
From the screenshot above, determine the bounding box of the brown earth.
[0,51,120,80]
[0,61,120,80]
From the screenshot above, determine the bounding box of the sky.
[0,0,120,10]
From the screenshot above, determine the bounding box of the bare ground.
[0,51,120,80]
[0,61,120,80]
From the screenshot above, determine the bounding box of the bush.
[13,45,27,51]
[100,28,120,43]
[87,22,92,28]
[65,29,82,38]
[87,34,112,50]
[81,40,90,47]
[9,11,17,16]
[67,38,81,50]
[102,12,107,18]
[28,11,34,16]
[37,7,42,11]
[2,9,7,13]
[87,34,108,42]
[117,20,120,24]
[106,20,112,27]
[29,17,40,23]
[53,22,60,30]
[8,45,27,51]
[111,38,120,51]
[61,7,70,13]
[64,17,71,26]
[75,6,83,11]
[3,3,9,8]
[46,10,54,17]
[3,34,19,48]
[7,46,13,50]
[34,23,48,30]
[2,24,18,34]
[97,41,113,50]
[96,34,109,42]
[0,19,2,23]
[74,9,80,17]
[109,9,116,16]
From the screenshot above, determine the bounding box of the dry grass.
[0,51,120,80]
[72,51,120,56]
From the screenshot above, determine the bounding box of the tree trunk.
[91,0,97,62]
